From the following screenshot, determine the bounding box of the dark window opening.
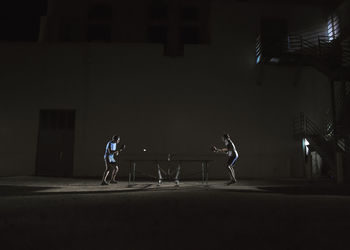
[149,0,168,20]
[0,0,48,16]
[148,26,168,43]
[180,26,200,44]
[61,18,80,42]
[88,23,111,42]
[88,4,112,21]
[39,110,75,131]
[62,23,73,42]
[181,6,198,21]
[259,18,289,61]
[0,16,41,41]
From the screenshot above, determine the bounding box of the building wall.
[336,0,350,37]
[0,1,331,179]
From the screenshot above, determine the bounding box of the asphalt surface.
[1,177,350,250]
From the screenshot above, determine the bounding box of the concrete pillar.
[336,152,344,184]
[305,154,312,180]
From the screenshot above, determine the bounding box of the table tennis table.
[123,158,213,186]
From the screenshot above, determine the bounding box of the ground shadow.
[0,185,57,196]
[0,183,170,196]
[220,184,350,196]
[2,182,350,197]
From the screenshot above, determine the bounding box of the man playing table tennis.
[101,135,122,185]
[212,134,239,185]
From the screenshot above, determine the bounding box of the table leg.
[201,162,205,184]
[206,162,209,186]
[133,162,136,184]
[128,161,132,186]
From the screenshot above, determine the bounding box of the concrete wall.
[0,1,331,179]
[336,0,350,37]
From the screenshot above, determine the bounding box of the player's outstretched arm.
[115,144,126,155]
[219,148,228,153]
[211,146,228,153]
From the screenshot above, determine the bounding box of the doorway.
[35,110,75,177]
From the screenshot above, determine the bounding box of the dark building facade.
[0,0,349,181]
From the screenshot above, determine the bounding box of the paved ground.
[1,177,350,250]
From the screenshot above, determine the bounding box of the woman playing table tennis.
[212,134,239,185]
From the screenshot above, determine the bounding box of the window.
[87,3,112,42]
[259,18,288,62]
[180,26,200,44]
[146,1,210,56]
[0,16,41,41]
[88,4,112,21]
[328,15,340,41]
[39,110,75,130]
[148,26,168,43]
[62,23,73,42]
[88,23,111,42]
[61,18,79,42]
[256,35,262,64]
[149,0,168,21]
[181,6,198,21]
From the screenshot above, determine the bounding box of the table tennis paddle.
[113,144,126,157]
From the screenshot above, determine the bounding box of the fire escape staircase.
[256,34,350,81]
[294,113,337,170]
[258,32,350,168]
[294,112,349,176]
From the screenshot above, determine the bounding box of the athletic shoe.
[157,180,162,186]
[101,181,109,185]
[175,180,180,186]
[226,180,237,185]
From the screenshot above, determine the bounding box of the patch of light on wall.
[304,138,310,155]
[256,54,261,64]
[270,58,280,63]
[328,15,340,42]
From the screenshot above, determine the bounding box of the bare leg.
[111,165,119,183]
[229,166,237,182]
[226,165,237,185]
[109,169,115,183]
[102,168,110,185]
[227,166,233,180]
[102,160,112,185]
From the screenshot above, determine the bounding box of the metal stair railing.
[324,121,349,153]
[293,113,325,137]
[258,33,345,67]
[337,138,347,152]
[294,114,337,168]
